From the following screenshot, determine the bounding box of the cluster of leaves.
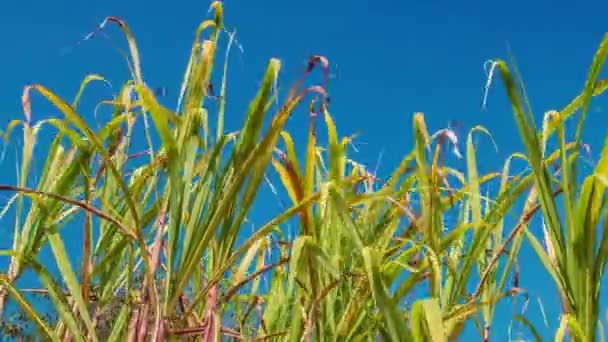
[1,2,608,341]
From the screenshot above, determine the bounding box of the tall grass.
[0,2,608,341]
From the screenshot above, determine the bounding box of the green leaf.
[411,298,446,342]
[362,246,411,342]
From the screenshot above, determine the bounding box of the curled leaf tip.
[106,16,127,28]
[310,55,329,68]
[305,85,328,98]
[548,110,560,121]
[481,59,498,111]
[307,55,331,88]
[209,0,224,11]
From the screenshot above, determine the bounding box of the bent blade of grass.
[466,126,492,228]
[176,18,217,114]
[280,131,303,179]
[28,85,141,231]
[183,41,216,139]
[289,236,308,284]
[411,298,446,342]
[524,228,568,302]
[72,74,111,109]
[512,315,542,342]
[233,238,265,287]
[98,17,144,85]
[465,125,501,326]
[503,33,608,340]
[0,276,60,342]
[272,156,301,206]
[542,35,608,145]
[22,85,161,337]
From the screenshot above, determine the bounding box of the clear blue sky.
[1,0,608,340]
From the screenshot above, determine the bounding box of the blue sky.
[1,0,608,340]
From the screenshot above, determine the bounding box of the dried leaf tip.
[307,55,331,89]
[582,142,593,161]
[442,128,463,160]
[481,59,498,111]
[21,86,33,124]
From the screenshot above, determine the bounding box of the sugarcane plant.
[0,1,608,341]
